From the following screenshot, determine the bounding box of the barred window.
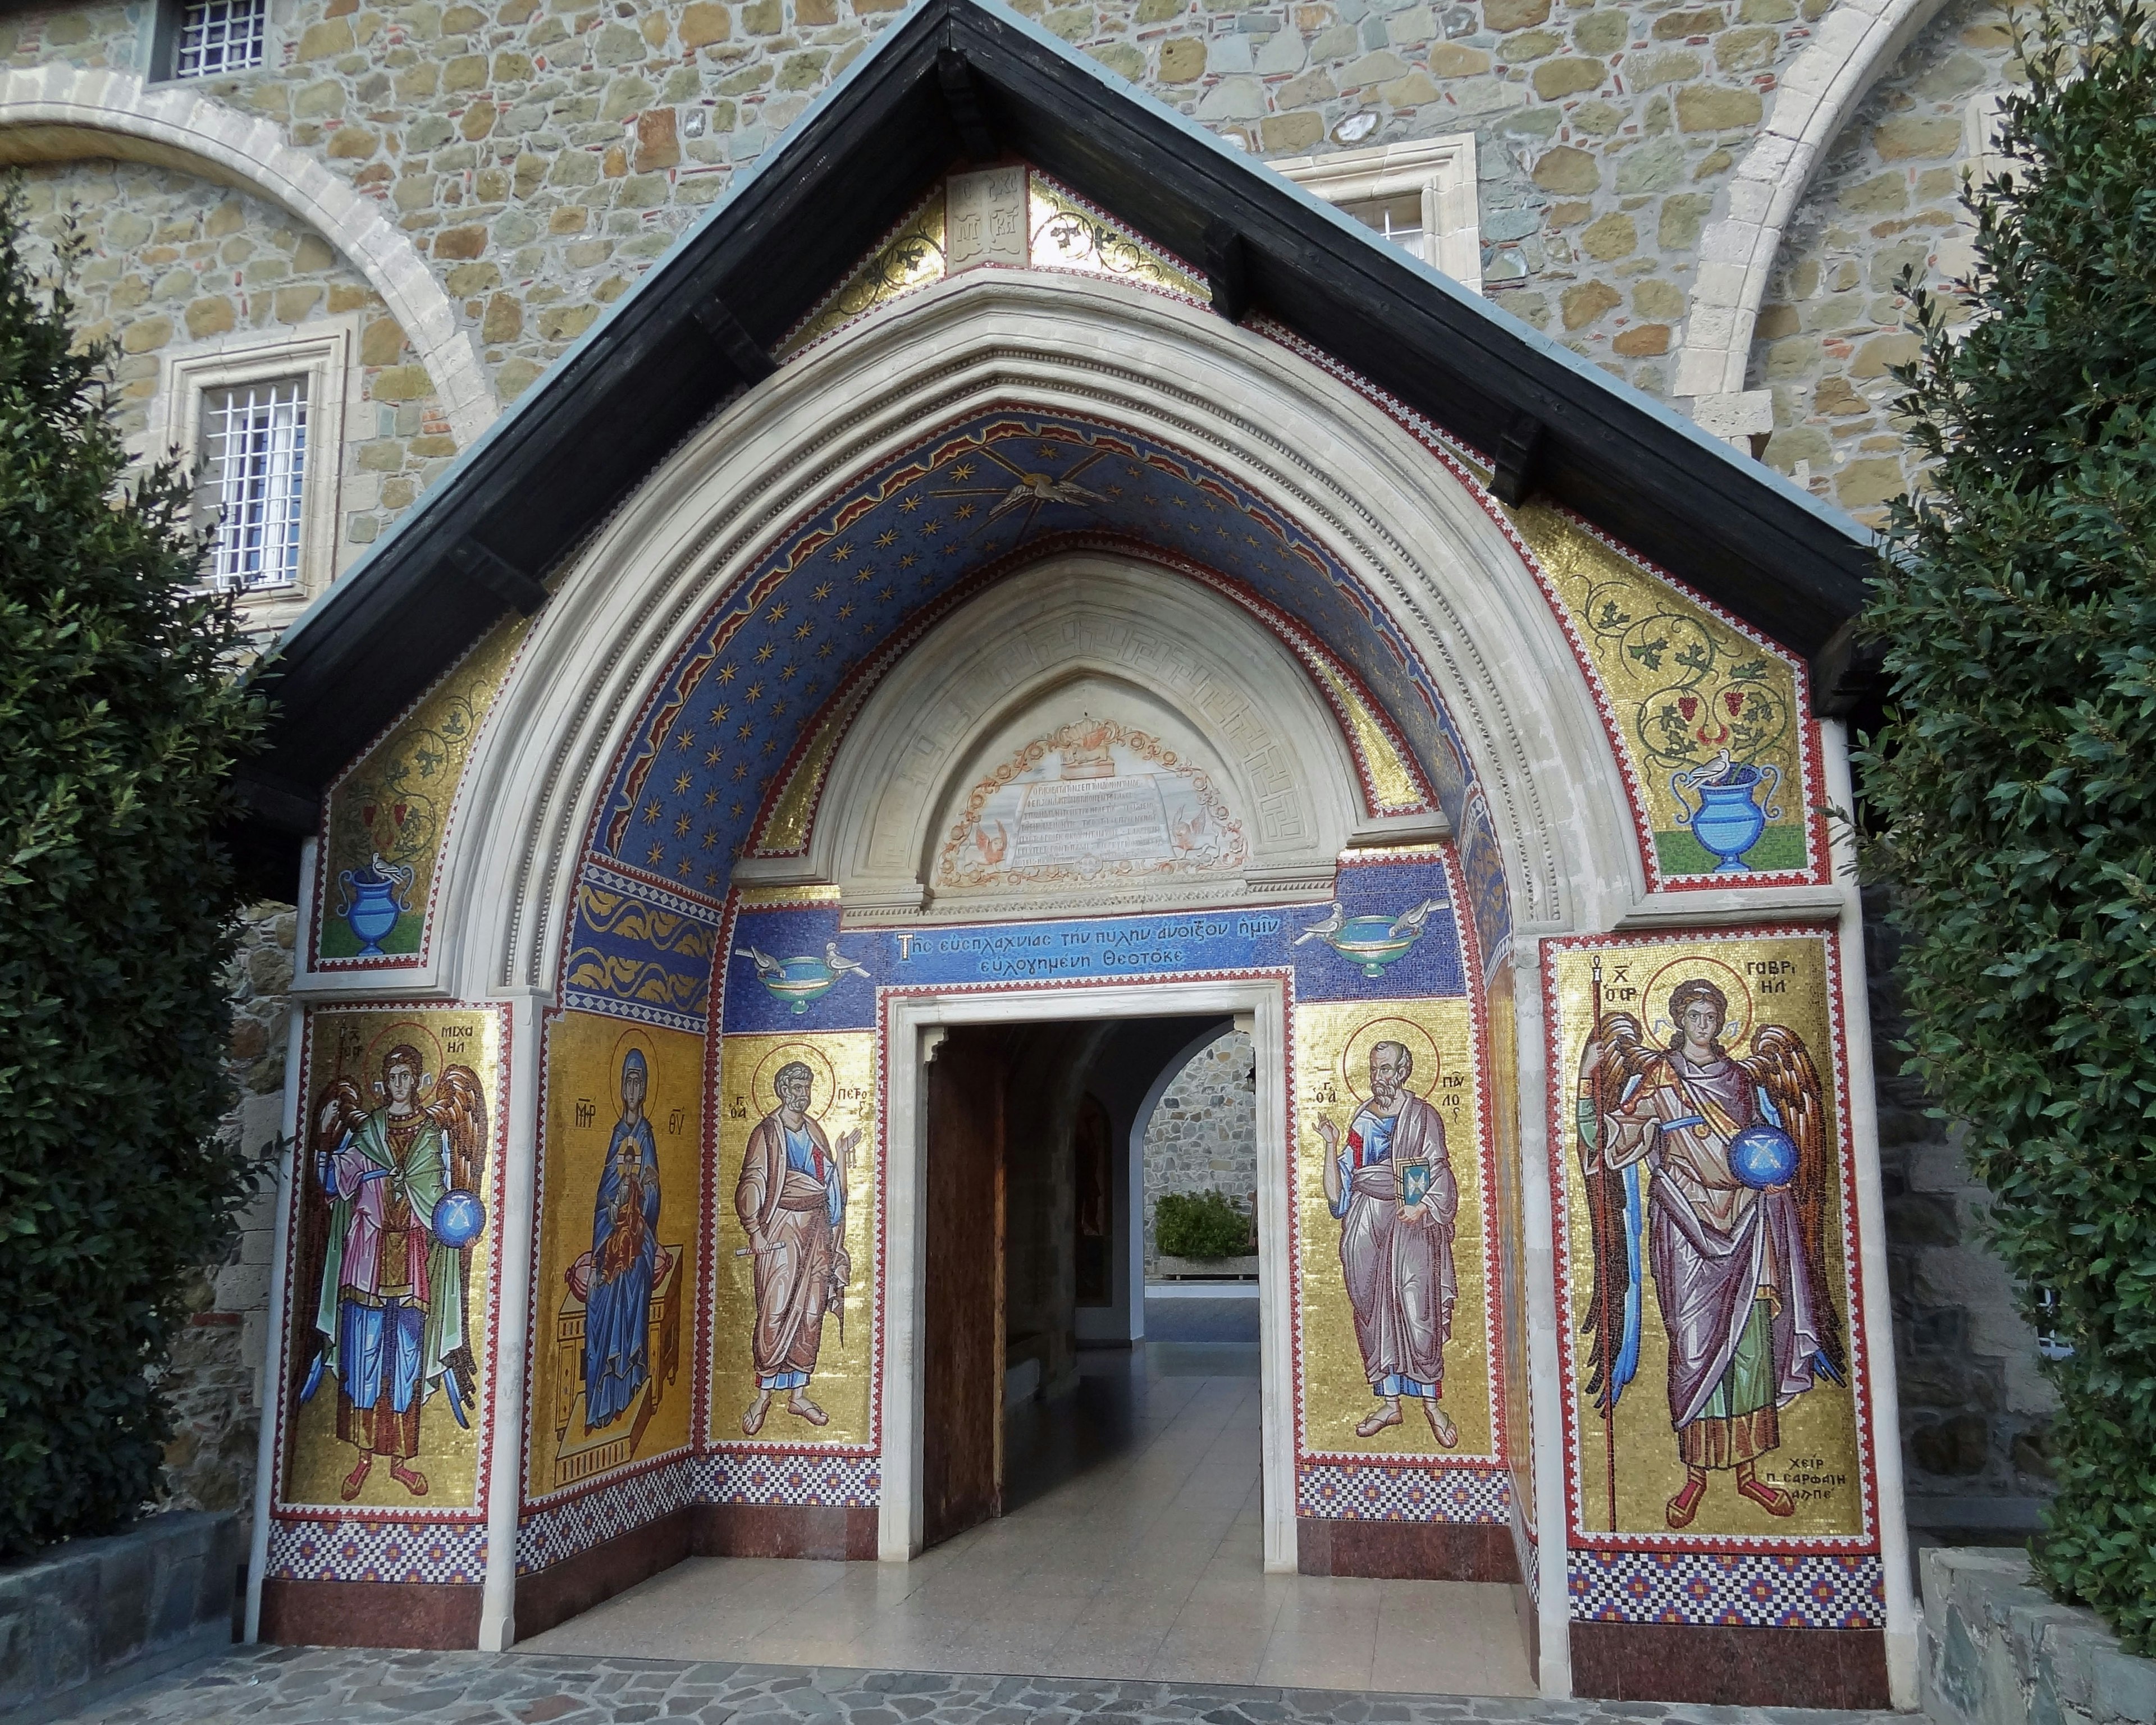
[199,377,309,591]
[172,0,267,78]
[1339,193,1428,264]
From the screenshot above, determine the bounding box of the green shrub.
[0,190,266,1557]
[1861,0,2156,1653]
[1154,1189,1254,1261]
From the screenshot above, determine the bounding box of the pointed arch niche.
[737,553,1447,919]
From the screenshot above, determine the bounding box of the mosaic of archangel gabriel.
[1574,966,1846,1531]
[298,1037,490,1502]
[937,717,1247,890]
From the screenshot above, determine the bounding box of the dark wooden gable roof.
[240,0,1877,864]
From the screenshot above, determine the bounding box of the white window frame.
[1273,135,1483,295]
[149,317,358,623]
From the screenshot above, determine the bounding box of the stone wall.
[1921,1548,2155,1725]
[1866,888,2055,1522]
[154,904,296,1541]
[1752,0,2016,524]
[1141,1029,1257,1278]
[15,161,449,570]
[0,0,2000,425]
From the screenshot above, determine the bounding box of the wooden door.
[922,1028,1005,1547]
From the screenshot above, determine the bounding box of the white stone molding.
[149,313,361,635]
[1672,0,1956,400]
[433,273,1640,1009]
[752,554,1421,919]
[1272,135,1482,295]
[0,63,497,446]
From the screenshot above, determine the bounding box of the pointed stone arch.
[0,63,497,445]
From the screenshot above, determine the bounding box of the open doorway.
[920,1014,1244,1548]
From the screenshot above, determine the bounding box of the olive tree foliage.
[0,189,266,1557]
[1861,0,2156,1653]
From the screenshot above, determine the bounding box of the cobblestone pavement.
[71,1648,1901,1725]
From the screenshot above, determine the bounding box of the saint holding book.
[1315,1039,1459,1446]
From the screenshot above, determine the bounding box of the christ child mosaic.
[1296,998,1496,1464]
[1549,930,1870,1541]
[712,1031,878,1448]
[530,1013,702,1495]
[282,1004,503,1512]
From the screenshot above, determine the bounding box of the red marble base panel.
[259,1577,483,1649]
[1295,1517,1521,1583]
[1570,1621,1890,1709]
[693,1502,878,1561]
[515,1508,695,1641]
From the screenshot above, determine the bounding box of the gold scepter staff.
[1591,952,1618,1534]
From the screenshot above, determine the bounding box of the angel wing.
[1578,1011,1656,1421]
[427,1065,489,1198]
[293,1078,369,1403]
[1739,1024,1846,1383]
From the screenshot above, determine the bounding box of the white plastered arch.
[762,553,1417,919]
[1672,0,1956,400]
[0,64,497,446]
[415,269,1641,1008]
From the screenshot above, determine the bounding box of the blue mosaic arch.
[561,406,1519,1024]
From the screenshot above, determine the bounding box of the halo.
[751,1040,838,1113]
[362,1018,444,1088]
[1639,954,1755,1051]
[1340,1016,1442,1106]
[610,1024,659,1090]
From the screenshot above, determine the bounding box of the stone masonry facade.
[1142,1032,1258,1277]
[0,0,2045,1538]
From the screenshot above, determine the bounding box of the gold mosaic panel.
[528,1012,706,1497]
[781,193,947,357]
[710,1030,879,1449]
[1511,504,1811,883]
[1295,997,1495,1462]
[318,617,530,963]
[1550,932,1865,1540]
[282,1004,503,1512]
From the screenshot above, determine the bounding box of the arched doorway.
[250,123,1905,1701]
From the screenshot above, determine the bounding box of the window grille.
[199,377,309,591]
[172,0,267,78]
[1340,192,1428,262]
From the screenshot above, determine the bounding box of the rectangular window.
[199,377,309,591]
[1339,191,1427,260]
[171,0,268,78]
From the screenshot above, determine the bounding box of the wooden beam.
[1490,413,1544,507]
[938,47,998,162]
[1203,220,1250,323]
[693,296,776,383]
[446,539,550,615]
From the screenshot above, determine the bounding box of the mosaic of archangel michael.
[937,717,1246,890]
[1555,934,1861,1540]
[286,1009,497,1509]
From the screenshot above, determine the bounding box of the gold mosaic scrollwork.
[1512,503,1810,882]
[781,194,948,357]
[1027,177,1209,303]
[318,617,530,963]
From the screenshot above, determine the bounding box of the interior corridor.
[522,1300,1531,1692]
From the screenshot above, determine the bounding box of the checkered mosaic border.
[701,1449,880,1507]
[1568,1548,1885,1628]
[516,1455,702,1573]
[1296,1463,1511,1523]
[266,1516,487,1585]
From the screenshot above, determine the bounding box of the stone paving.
[70,1648,1904,1725]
